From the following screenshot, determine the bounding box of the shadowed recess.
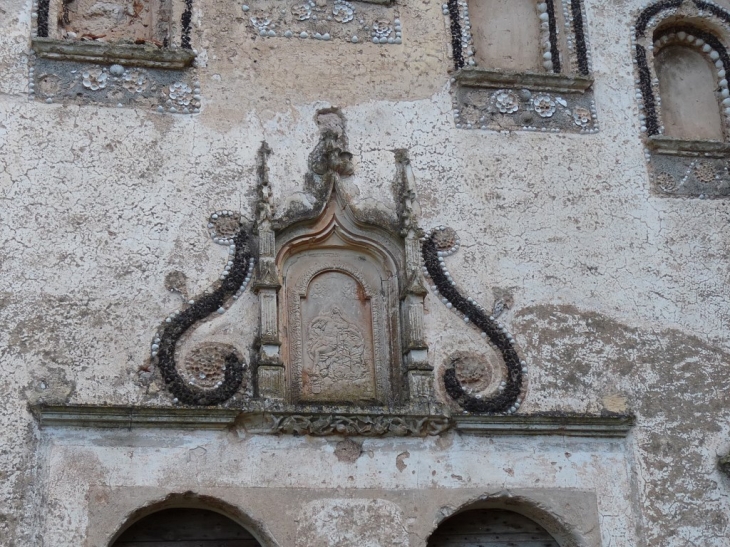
[112,508,262,546]
[427,509,559,547]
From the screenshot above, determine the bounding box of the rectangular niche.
[282,248,396,406]
[58,0,172,44]
[444,0,598,134]
[243,0,402,45]
[29,0,197,113]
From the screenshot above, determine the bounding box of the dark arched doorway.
[427,508,560,547]
[112,508,262,546]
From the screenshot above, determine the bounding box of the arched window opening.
[633,1,730,198]
[653,29,725,140]
[468,0,544,72]
[427,509,560,547]
[111,508,262,546]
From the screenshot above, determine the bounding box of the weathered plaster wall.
[1,0,729,545]
[39,428,627,547]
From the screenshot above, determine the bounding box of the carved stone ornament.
[268,413,452,437]
[148,108,528,428]
[632,1,730,197]
[244,0,401,45]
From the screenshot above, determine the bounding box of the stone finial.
[309,108,354,176]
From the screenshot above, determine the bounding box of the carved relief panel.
[284,253,391,404]
[281,231,398,405]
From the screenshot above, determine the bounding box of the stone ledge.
[454,68,594,93]
[648,135,730,158]
[31,38,196,69]
[32,405,239,429]
[453,414,634,438]
[32,405,634,438]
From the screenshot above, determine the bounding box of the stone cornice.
[454,68,594,93]
[31,405,634,438]
[453,414,635,438]
[31,38,196,69]
[648,135,730,157]
[32,405,239,430]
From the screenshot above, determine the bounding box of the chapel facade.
[1,0,730,545]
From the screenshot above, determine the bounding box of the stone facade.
[1,0,730,545]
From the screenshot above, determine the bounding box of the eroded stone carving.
[243,0,401,45]
[269,413,452,436]
[29,58,200,112]
[303,281,376,401]
[285,254,390,405]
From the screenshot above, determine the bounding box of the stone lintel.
[648,135,730,157]
[455,68,594,93]
[454,414,635,438]
[31,38,196,69]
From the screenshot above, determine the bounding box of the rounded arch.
[633,0,730,137]
[653,25,727,139]
[106,492,279,547]
[426,495,589,547]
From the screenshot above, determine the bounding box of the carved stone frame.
[286,261,391,405]
[275,195,405,406]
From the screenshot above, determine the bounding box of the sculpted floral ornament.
[122,70,147,94]
[572,106,591,127]
[371,19,393,39]
[533,94,557,118]
[333,1,355,23]
[493,90,520,114]
[81,68,108,91]
[291,2,313,21]
[244,0,400,45]
[164,81,198,113]
[250,17,273,33]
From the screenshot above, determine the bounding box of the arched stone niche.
[633,1,730,197]
[275,197,403,405]
[426,496,590,547]
[427,509,560,547]
[105,493,276,547]
[653,26,726,140]
[251,188,430,407]
[112,508,262,546]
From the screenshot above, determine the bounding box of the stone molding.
[453,414,635,438]
[32,405,239,430]
[648,135,730,157]
[31,405,634,438]
[454,68,594,93]
[31,38,196,69]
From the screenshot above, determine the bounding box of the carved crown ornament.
[148,109,529,435]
